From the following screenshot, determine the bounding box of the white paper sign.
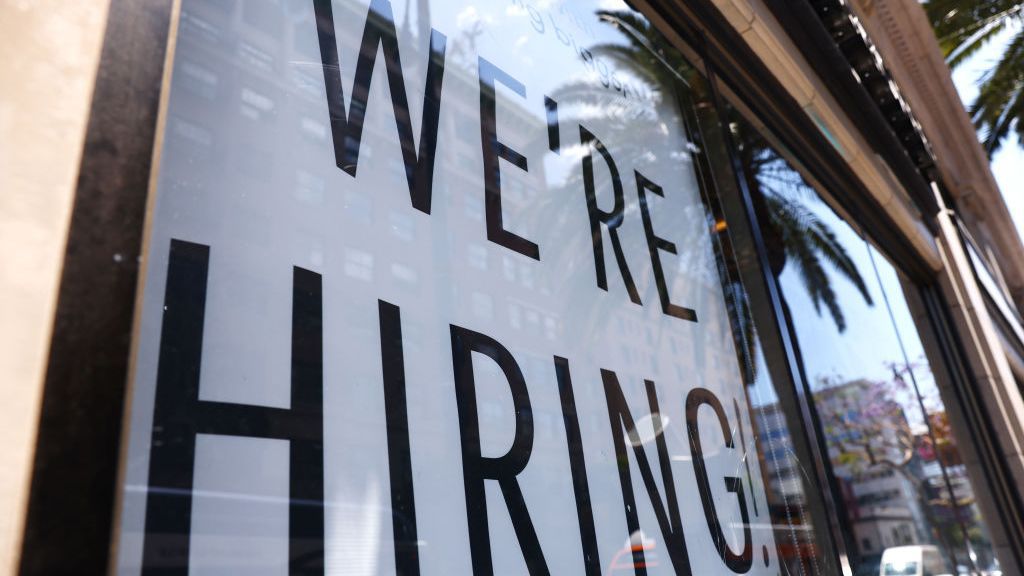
[115,0,780,574]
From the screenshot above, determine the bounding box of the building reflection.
[754,372,992,574]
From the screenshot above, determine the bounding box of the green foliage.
[593,10,876,334]
[545,8,876,387]
[925,0,1024,155]
[732,122,875,332]
[763,192,873,331]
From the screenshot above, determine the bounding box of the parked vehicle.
[879,545,952,576]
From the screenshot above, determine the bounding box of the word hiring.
[314,0,697,323]
[140,239,760,576]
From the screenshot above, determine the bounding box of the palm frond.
[970,31,1024,154]
[761,192,875,330]
[924,0,1022,58]
[947,16,1012,68]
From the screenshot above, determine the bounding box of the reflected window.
[299,116,327,142]
[239,86,276,122]
[242,0,283,38]
[389,211,415,242]
[391,263,417,285]
[180,10,224,47]
[471,292,493,319]
[463,192,483,221]
[343,247,373,281]
[344,189,372,223]
[237,41,275,73]
[502,255,516,281]
[293,169,325,206]
[178,60,219,100]
[509,302,522,329]
[467,243,488,270]
[170,116,213,150]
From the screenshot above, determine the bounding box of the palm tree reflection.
[546,11,879,574]
[550,10,873,365]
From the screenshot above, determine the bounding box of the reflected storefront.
[10,0,1024,575]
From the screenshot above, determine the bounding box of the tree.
[815,364,982,572]
[925,0,1024,155]
[550,10,873,346]
[728,118,874,332]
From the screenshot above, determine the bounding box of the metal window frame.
[637,1,1024,574]
[917,280,1024,573]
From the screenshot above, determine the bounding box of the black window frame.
[636,0,1024,573]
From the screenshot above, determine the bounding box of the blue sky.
[949,25,1024,243]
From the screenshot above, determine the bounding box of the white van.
[879,545,953,576]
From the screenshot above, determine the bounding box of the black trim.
[640,0,1023,571]
[983,292,1024,367]
[919,284,1024,573]
[640,0,935,285]
[764,0,940,220]
[703,61,853,573]
[638,0,940,569]
[675,49,849,571]
[18,0,176,574]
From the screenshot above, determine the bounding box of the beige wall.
[0,1,111,572]
[931,199,1024,576]
[850,0,1024,312]
[704,0,943,272]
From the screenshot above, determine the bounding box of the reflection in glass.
[546,12,849,575]
[117,0,851,574]
[725,106,998,576]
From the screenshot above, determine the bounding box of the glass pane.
[722,105,998,576]
[114,1,836,574]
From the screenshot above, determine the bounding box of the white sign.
[115,0,780,574]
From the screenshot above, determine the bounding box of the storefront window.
[723,107,998,576]
[106,1,857,575]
